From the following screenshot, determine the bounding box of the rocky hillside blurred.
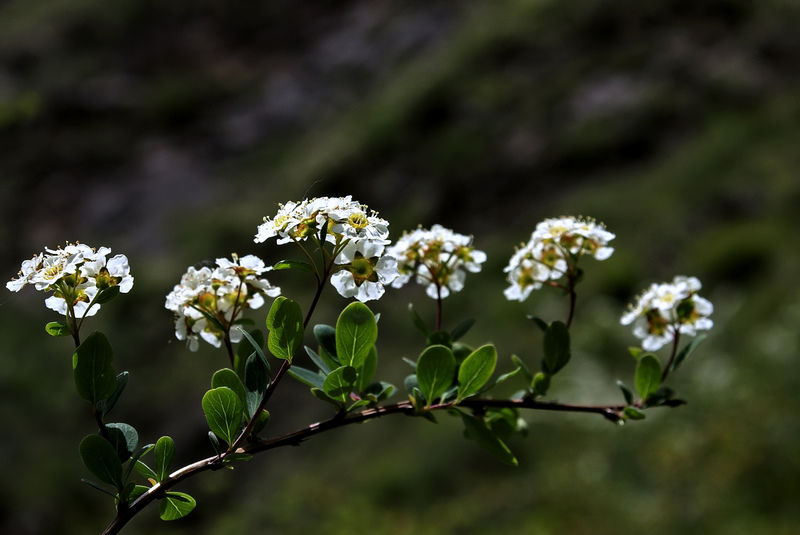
[2,0,800,534]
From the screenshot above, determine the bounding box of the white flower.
[387,224,485,299]
[6,243,133,319]
[503,216,614,302]
[621,276,713,351]
[165,254,280,351]
[330,240,398,302]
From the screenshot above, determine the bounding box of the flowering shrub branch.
[6,197,713,535]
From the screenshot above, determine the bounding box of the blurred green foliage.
[2,0,800,533]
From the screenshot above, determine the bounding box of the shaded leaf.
[416,345,456,407]
[243,354,270,419]
[450,318,476,342]
[105,422,138,463]
[266,297,304,361]
[459,412,518,466]
[635,354,662,401]
[79,434,123,489]
[313,324,339,363]
[97,371,129,419]
[287,366,326,389]
[234,328,266,379]
[408,303,430,337]
[336,302,377,368]
[543,321,570,374]
[671,334,707,373]
[357,346,378,393]
[73,331,117,404]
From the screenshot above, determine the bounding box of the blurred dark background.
[2,0,800,533]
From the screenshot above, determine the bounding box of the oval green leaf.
[322,366,358,403]
[267,297,304,361]
[635,353,662,401]
[543,321,571,374]
[201,387,244,445]
[244,353,270,419]
[336,302,377,368]
[212,368,247,409]
[73,331,117,404]
[105,422,138,463]
[457,344,497,402]
[416,345,456,407]
[79,434,123,489]
[159,492,196,521]
[154,436,176,482]
[45,321,71,337]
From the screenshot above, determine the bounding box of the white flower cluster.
[255,196,398,302]
[387,224,486,299]
[6,243,133,318]
[165,255,280,351]
[503,216,615,302]
[254,195,390,245]
[621,276,714,351]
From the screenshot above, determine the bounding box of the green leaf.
[128,485,150,502]
[635,354,662,401]
[357,346,378,393]
[81,478,117,497]
[154,436,176,483]
[542,321,571,375]
[201,387,245,445]
[45,321,71,337]
[79,434,123,489]
[313,324,339,363]
[212,369,248,410]
[250,410,270,436]
[526,315,549,332]
[123,443,154,484]
[244,353,270,419]
[531,372,550,397]
[159,492,196,521]
[134,460,158,481]
[310,387,342,406]
[628,346,644,359]
[267,297,304,361]
[208,432,221,455]
[287,366,326,389]
[416,345,457,407]
[105,423,138,463]
[623,406,646,420]
[363,381,395,403]
[272,259,314,272]
[408,303,430,337]
[450,318,476,342]
[73,331,117,405]
[94,285,121,305]
[617,380,634,405]
[511,354,533,382]
[323,366,358,403]
[97,371,129,419]
[459,412,518,466]
[336,302,378,368]
[671,334,707,373]
[234,328,266,378]
[426,330,452,348]
[305,346,333,375]
[457,344,497,402]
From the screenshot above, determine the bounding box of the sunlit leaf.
[336,302,377,368]
[416,345,456,406]
[201,387,244,445]
[159,492,196,521]
[457,345,497,402]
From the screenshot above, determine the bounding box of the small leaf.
[287,366,326,389]
[450,318,476,342]
[623,406,646,420]
[154,436,176,483]
[671,334,707,373]
[628,346,644,360]
[123,443,154,484]
[234,328,266,378]
[94,285,121,305]
[73,331,117,405]
[426,330,452,348]
[511,354,534,382]
[211,369,247,409]
[459,412,518,466]
[635,354,662,401]
[79,434,123,489]
[250,410,270,436]
[45,321,71,337]
[266,297,304,361]
[97,371,129,419]
[272,259,314,272]
[543,321,570,375]
[244,353,270,418]
[208,432,221,456]
[201,387,245,445]
[336,302,378,368]
[128,485,150,502]
[305,346,333,375]
[526,315,549,332]
[617,380,634,405]
[457,345,497,402]
[313,324,339,362]
[364,381,395,403]
[105,423,138,463]
[416,345,456,407]
[134,460,158,481]
[408,303,430,337]
[81,478,117,497]
[159,492,196,521]
[323,366,358,403]
[531,372,550,397]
